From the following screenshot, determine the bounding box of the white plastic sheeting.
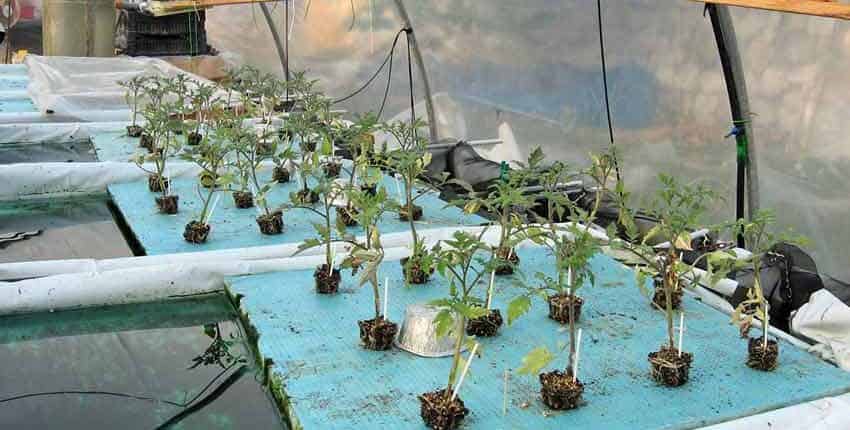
[702,393,850,430]
[792,289,850,371]
[0,222,608,280]
[0,161,203,200]
[0,121,128,144]
[24,55,225,122]
[207,1,850,285]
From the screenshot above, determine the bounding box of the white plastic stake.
[382,276,389,318]
[763,301,770,349]
[451,342,479,402]
[250,183,262,216]
[394,175,402,200]
[205,193,221,224]
[328,247,335,275]
[485,269,496,310]
[678,312,685,357]
[573,328,583,382]
[502,369,509,416]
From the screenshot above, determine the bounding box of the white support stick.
[678,312,685,357]
[382,276,389,318]
[573,328,583,382]
[502,369,509,416]
[763,301,770,349]
[451,343,480,401]
[328,248,335,275]
[205,193,221,224]
[250,183,262,216]
[485,269,496,310]
[394,175,402,200]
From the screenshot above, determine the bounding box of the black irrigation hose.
[333,28,406,105]
[597,0,622,182]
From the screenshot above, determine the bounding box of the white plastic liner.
[0,159,279,201]
[0,161,204,201]
[702,393,850,430]
[792,289,850,371]
[0,222,607,280]
[24,55,225,122]
[0,121,127,144]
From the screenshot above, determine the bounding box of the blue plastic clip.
[725,126,743,139]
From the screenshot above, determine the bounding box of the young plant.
[285,90,328,205]
[383,119,442,284]
[228,125,284,235]
[335,112,381,226]
[169,74,195,135]
[293,163,348,294]
[614,173,720,387]
[420,230,491,430]
[131,101,183,214]
[708,209,805,371]
[180,124,233,244]
[447,150,540,337]
[187,81,217,146]
[341,186,398,350]
[509,152,614,411]
[137,77,170,151]
[118,75,149,137]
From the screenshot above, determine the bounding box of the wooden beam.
[691,0,850,20]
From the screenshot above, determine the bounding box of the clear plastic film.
[199,1,848,281]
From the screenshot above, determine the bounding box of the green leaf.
[674,232,693,251]
[433,309,455,339]
[507,295,532,325]
[517,346,554,375]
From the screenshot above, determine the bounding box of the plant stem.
[568,266,576,374]
[665,253,676,349]
[406,176,418,249]
[445,315,467,399]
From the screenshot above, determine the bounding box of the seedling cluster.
[120,70,802,429]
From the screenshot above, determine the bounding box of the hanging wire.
[333,28,406,105]
[597,0,622,182]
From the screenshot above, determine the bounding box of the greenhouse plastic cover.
[23,55,224,122]
[205,0,850,284]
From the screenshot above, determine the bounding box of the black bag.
[446,141,502,191]
[730,243,825,331]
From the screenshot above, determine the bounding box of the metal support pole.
[260,2,287,79]
[707,4,759,247]
[391,0,439,142]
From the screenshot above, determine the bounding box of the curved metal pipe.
[391,0,439,142]
[260,2,288,78]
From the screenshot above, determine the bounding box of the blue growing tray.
[228,246,850,429]
[93,131,189,162]
[108,172,486,255]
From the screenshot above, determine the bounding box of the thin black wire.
[597,0,621,182]
[333,28,406,105]
[0,390,184,407]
